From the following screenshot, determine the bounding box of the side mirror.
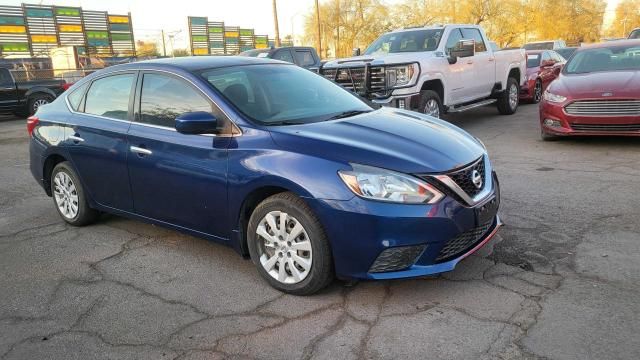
[448,39,475,64]
[541,59,555,67]
[352,47,361,56]
[175,111,219,135]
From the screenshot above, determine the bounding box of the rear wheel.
[51,162,99,226]
[28,93,54,116]
[417,90,443,119]
[497,77,519,115]
[247,192,333,295]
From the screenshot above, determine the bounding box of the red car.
[520,50,564,103]
[540,40,640,140]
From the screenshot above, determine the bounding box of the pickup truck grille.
[565,100,640,116]
[321,66,387,97]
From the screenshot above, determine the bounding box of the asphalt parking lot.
[1,103,639,360]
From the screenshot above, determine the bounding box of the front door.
[0,68,18,110]
[444,28,475,104]
[64,72,136,211]
[462,28,494,98]
[126,71,230,239]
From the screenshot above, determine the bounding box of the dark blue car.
[28,57,501,295]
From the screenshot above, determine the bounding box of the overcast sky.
[4,0,621,52]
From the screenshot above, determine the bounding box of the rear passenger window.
[462,28,487,53]
[84,74,135,120]
[273,50,294,63]
[139,73,211,128]
[294,50,315,66]
[67,82,88,111]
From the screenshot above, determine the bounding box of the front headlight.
[385,63,419,88]
[543,90,567,103]
[338,164,444,204]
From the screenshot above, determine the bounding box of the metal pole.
[315,0,322,57]
[161,29,167,56]
[272,0,281,47]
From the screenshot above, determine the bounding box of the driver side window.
[445,29,463,56]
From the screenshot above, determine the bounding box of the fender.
[417,70,448,104]
[25,86,58,99]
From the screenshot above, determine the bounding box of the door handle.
[130,146,152,156]
[68,135,84,142]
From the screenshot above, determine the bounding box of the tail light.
[61,82,73,91]
[27,116,39,136]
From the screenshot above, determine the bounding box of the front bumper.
[540,100,640,137]
[371,92,420,109]
[519,79,536,100]
[306,175,501,280]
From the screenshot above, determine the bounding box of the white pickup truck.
[320,24,526,118]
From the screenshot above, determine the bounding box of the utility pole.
[161,29,167,57]
[315,0,322,58]
[272,0,281,47]
[336,0,340,58]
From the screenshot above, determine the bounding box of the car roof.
[577,39,640,50]
[106,56,279,72]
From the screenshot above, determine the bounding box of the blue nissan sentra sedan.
[28,56,501,295]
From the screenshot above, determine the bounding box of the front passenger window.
[445,29,464,56]
[139,73,212,128]
[84,74,135,120]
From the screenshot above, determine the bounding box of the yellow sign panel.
[193,48,209,55]
[59,24,82,32]
[224,31,239,38]
[31,35,57,43]
[0,25,26,33]
[108,15,129,24]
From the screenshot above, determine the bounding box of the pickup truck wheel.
[247,192,333,295]
[28,94,54,116]
[418,90,443,119]
[497,78,519,115]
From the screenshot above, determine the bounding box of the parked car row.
[0,67,70,116]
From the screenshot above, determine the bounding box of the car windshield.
[527,54,541,68]
[364,29,443,55]
[630,29,640,39]
[564,44,640,74]
[200,64,372,125]
[556,48,576,60]
[523,42,554,50]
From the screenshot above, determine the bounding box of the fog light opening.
[544,119,562,128]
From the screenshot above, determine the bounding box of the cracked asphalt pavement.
[1,103,639,360]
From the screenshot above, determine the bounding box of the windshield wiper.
[265,120,306,126]
[325,110,372,121]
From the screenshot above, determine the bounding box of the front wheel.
[247,192,333,295]
[497,77,519,115]
[417,90,443,119]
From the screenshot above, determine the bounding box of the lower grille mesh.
[369,245,427,273]
[435,221,493,262]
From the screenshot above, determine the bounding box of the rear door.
[64,71,136,211]
[126,71,230,238]
[0,68,19,110]
[462,28,494,98]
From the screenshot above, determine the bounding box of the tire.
[417,90,443,119]
[540,129,558,142]
[532,79,543,104]
[28,93,54,116]
[51,161,100,226]
[247,192,333,295]
[497,77,519,115]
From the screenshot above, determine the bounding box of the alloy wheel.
[32,98,49,112]
[509,83,519,110]
[256,211,312,284]
[53,171,79,219]
[424,99,440,118]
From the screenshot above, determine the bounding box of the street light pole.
[272,0,281,47]
[315,0,322,57]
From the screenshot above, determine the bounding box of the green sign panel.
[192,35,208,42]
[1,43,29,52]
[86,31,109,39]
[25,8,54,18]
[56,7,80,16]
[209,27,223,33]
[111,33,132,41]
[110,23,130,31]
[0,16,25,25]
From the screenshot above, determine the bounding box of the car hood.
[549,71,640,98]
[322,52,436,68]
[268,108,485,174]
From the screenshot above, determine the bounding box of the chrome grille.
[565,100,640,116]
[571,123,640,131]
[321,66,386,96]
